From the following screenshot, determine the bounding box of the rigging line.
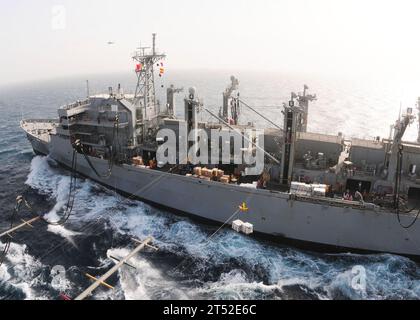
[8,138,243,279]
[395,146,420,229]
[30,159,207,268]
[205,209,240,244]
[40,148,78,226]
[170,209,241,275]
[202,106,281,165]
[110,155,190,206]
[12,144,232,268]
[34,169,174,261]
[0,196,31,266]
[238,98,283,131]
[118,161,188,202]
[75,157,251,275]
[244,105,282,109]
[81,150,110,179]
[32,165,178,262]
[111,116,119,196]
[397,209,420,229]
[80,115,120,180]
[1,145,174,283]
[170,192,254,275]
[0,239,11,267]
[5,166,246,290]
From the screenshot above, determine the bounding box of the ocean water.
[1,70,420,300]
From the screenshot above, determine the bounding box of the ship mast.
[132,33,166,121]
[280,94,302,187]
[417,97,420,144]
[296,85,316,133]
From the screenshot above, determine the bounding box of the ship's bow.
[20,119,57,155]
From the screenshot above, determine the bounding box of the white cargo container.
[232,219,244,232]
[241,222,254,235]
[312,187,326,197]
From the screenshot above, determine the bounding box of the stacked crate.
[232,220,243,232]
[290,182,328,197]
[132,156,144,166]
[220,175,231,184]
[290,182,312,196]
[311,184,327,197]
[232,220,254,235]
[192,167,230,183]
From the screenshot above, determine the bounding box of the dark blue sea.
[1,70,420,300]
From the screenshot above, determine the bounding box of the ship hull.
[26,133,50,156]
[26,134,420,259]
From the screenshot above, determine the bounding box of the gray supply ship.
[21,34,420,259]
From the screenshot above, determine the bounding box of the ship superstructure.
[20,34,420,259]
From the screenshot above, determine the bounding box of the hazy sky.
[1,0,420,85]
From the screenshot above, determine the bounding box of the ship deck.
[20,119,57,143]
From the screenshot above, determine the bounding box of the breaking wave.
[0,241,50,300]
[2,156,419,300]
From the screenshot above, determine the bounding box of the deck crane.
[166,85,183,117]
[219,76,240,125]
[387,107,416,183]
[296,85,317,133]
